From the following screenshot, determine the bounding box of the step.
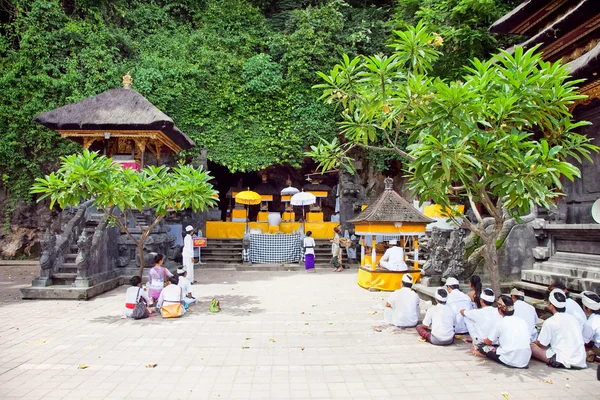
[550,252,600,268]
[21,276,124,300]
[50,272,77,285]
[64,254,77,262]
[532,262,600,280]
[201,249,243,255]
[58,265,78,273]
[521,269,600,292]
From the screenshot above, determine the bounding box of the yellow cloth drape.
[357,267,421,292]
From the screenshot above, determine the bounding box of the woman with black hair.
[123,276,151,318]
[148,253,173,303]
[467,275,483,309]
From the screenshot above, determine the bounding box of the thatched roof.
[349,179,433,224]
[568,41,600,79]
[34,88,195,151]
[303,183,331,192]
[253,181,279,195]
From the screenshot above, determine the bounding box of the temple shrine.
[491,0,600,294]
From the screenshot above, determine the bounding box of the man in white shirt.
[417,287,455,346]
[182,225,196,283]
[377,240,407,272]
[530,289,587,369]
[475,295,531,369]
[581,291,600,363]
[177,268,198,308]
[460,288,502,347]
[383,274,420,328]
[548,281,586,330]
[446,277,472,334]
[511,288,538,342]
[157,276,186,317]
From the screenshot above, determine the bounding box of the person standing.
[417,287,455,346]
[476,296,532,369]
[182,225,196,284]
[377,240,408,271]
[383,274,420,328]
[530,289,587,369]
[330,226,343,272]
[303,231,316,273]
[511,288,539,342]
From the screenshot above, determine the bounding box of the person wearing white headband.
[177,267,197,309]
[474,295,532,368]
[530,289,587,369]
[445,277,472,335]
[182,225,196,284]
[548,281,586,331]
[460,288,502,349]
[581,291,600,362]
[377,239,408,272]
[511,288,538,342]
[383,274,420,328]
[417,287,455,346]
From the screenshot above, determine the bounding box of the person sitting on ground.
[383,274,420,328]
[417,287,455,346]
[475,295,532,369]
[467,275,483,309]
[123,276,153,318]
[530,289,587,369]
[548,281,586,330]
[156,275,186,317]
[377,240,408,272]
[460,288,502,347]
[177,268,198,309]
[148,253,173,303]
[581,291,600,363]
[445,277,472,335]
[511,288,539,342]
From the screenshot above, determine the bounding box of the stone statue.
[39,229,56,271]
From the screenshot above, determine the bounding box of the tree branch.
[356,143,415,161]
[468,195,483,224]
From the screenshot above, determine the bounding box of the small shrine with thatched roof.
[34,73,194,170]
[349,178,433,291]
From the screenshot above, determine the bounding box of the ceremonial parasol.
[290,191,316,233]
[235,189,261,233]
[280,186,300,196]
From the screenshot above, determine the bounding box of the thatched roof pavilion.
[34,73,194,167]
[349,178,432,231]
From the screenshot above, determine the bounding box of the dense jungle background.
[0,0,518,257]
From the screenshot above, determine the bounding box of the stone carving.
[422,228,468,279]
[39,229,56,271]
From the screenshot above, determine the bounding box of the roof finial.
[384,177,393,190]
[122,72,132,89]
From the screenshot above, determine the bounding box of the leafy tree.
[30,150,218,276]
[308,24,597,293]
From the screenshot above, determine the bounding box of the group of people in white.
[123,225,198,319]
[384,275,600,369]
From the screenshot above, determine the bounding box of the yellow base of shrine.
[206,221,339,239]
[257,212,269,222]
[306,212,324,222]
[282,211,295,221]
[357,267,421,292]
[232,209,246,219]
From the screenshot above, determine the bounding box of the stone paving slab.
[0,266,598,399]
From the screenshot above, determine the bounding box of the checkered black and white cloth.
[249,233,302,264]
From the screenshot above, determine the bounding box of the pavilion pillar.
[360,236,365,267]
[413,237,419,270]
[135,139,147,169]
[371,236,376,270]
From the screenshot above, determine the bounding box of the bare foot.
[471,347,486,358]
[465,337,473,343]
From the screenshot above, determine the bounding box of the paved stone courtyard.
[1,266,598,400]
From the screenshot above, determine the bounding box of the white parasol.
[280,186,300,196]
[290,191,316,233]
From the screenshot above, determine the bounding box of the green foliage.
[1,0,397,203]
[30,150,218,215]
[394,0,520,78]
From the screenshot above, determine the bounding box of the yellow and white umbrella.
[235,189,261,233]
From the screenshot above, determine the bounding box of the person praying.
[383,274,420,328]
[548,281,586,330]
[581,291,600,363]
[460,288,502,347]
[182,225,196,284]
[177,268,198,309]
[147,253,173,303]
[530,289,587,369]
[157,275,186,317]
[445,277,472,335]
[417,287,455,346]
[511,288,539,342]
[377,240,407,272]
[475,295,531,369]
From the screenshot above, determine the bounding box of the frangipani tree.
[31,150,218,276]
[308,23,597,293]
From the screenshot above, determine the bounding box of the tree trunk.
[137,242,146,278]
[481,236,501,295]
